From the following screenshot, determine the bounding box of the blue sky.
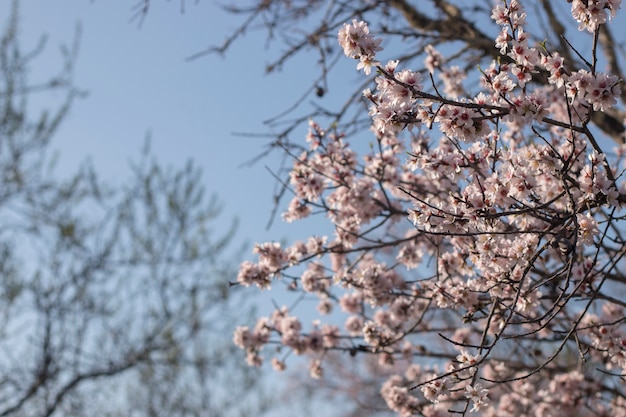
[13,0,334,253]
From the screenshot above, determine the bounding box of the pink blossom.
[236,9,626,416]
[465,383,489,412]
[338,20,382,73]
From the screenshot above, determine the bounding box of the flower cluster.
[571,0,621,32]
[237,0,626,415]
[338,19,382,74]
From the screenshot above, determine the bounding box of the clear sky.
[12,0,330,254]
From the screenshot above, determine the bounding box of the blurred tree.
[0,3,270,416]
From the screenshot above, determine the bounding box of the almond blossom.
[236,1,626,415]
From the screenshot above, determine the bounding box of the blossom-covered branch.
[235,1,625,416]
